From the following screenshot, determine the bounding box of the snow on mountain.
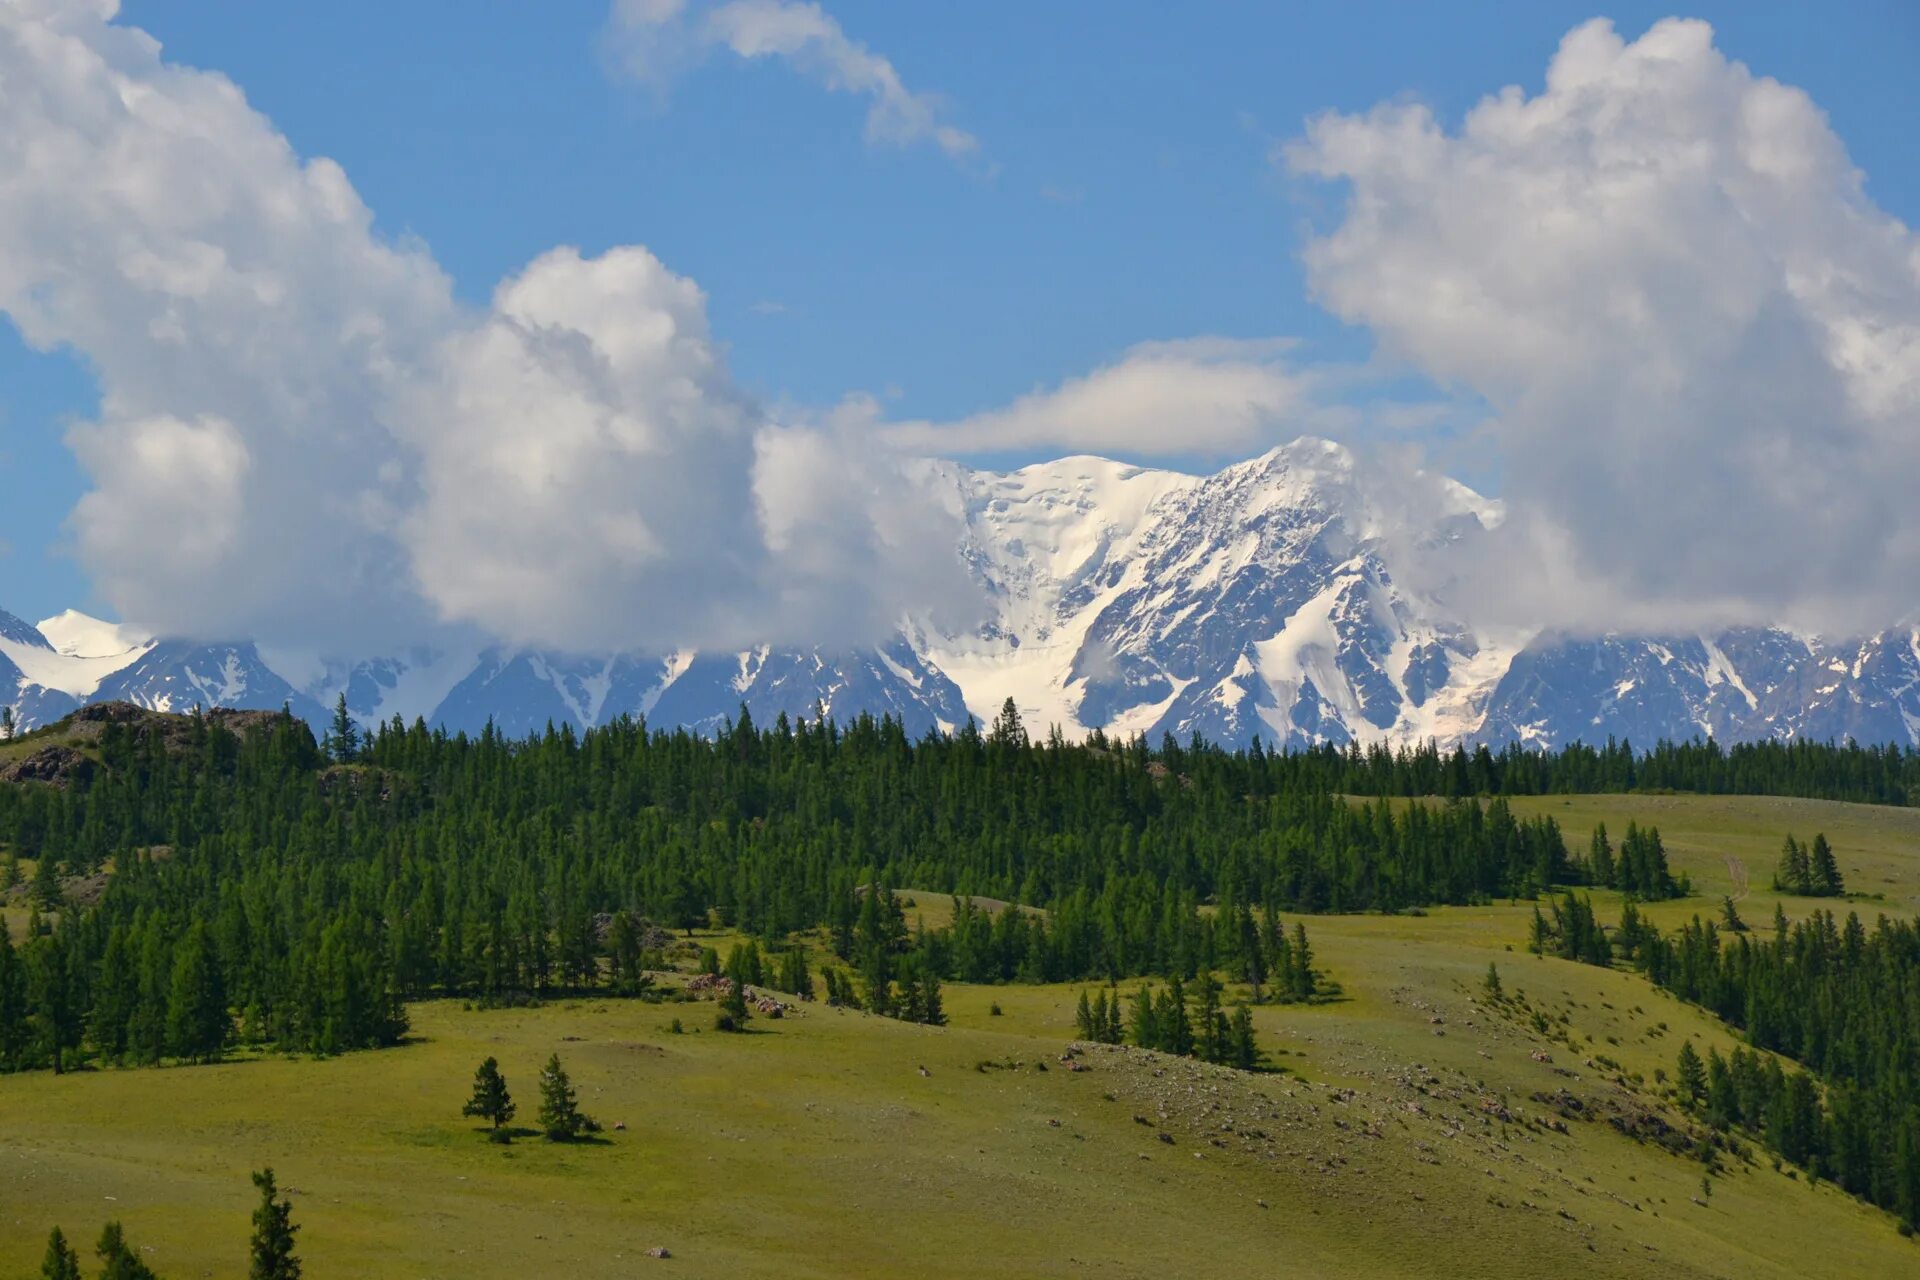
[9,438,1920,749]
[2,609,154,729]
[88,641,329,728]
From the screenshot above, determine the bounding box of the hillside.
[4,712,1919,1274]
[4,886,1915,1277]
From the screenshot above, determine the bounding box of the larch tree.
[463,1056,515,1137]
[248,1167,302,1280]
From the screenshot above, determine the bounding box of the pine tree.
[1228,1004,1259,1071]
[1775,836,1811,895]
[463,1056,515,1135]
[989,696,1028,749]
[1808,834,1843,897]
[1163,975,1193,1056]
[537,1053,590,1140]
[95,1221,157,1280]
[1075,990,1095,1039]
[1196,974,1224,1064]
[1289,923,1315,1000]
[40,1226,81,1280]
[1101,987,1124,1045]
[324,693,358,764]
[1128,985,1159,1050]
[1,704,14,741]
[717,977,751,1031]
[165,920,228,1063]
[248,1167,302,1280]
[1676,1040,1707,1110]
[31,853,61,910]
[1720,896,1746,933]
[1483,962,1502,998]
[1588,823,1615,886]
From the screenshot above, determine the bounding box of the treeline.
[1309,735,1920,806]
[0,699,1811,1079]
[1640,909,1920,1225]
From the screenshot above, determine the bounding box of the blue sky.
[2,2,1917,634]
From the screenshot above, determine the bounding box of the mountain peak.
[0,607,53,651]
[37,609,151,659]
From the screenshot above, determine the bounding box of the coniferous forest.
[0,700,1907,1085]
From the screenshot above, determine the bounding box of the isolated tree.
[1676,1040,1707,1110]
[537,1054,590,1141]
[1808,834,1843,897]
[1289,923,1315,1000]
[1075,989,1095,1039]
[716,977,751,1031]
[1,704,14,740]
[40,1226,80,1280]
[248,1167,302,1280]
[1720,896,1747,933]
[95,1221,157,1280]
[463,1056,515,1134]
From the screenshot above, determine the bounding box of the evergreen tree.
[537,1054,591,1141]
[1,704,14,741]
[1808,834,1843,897]
[1075,990,1095,1039]
[717,977,751,1031]
[1588,823,1615,886]
[248,1167,302,1280]
[462,1057,515,1134]
[40,1227,80,1280]
[1675,1040,1707,1109]
[1289,923,1315,1000]
[1128,985,1159,1050]
[1163,975,1193,1056]
[989,696,1028,749]
[1720,896,1746,933]
[1775,836,1811,895]
[31,852,61,910]
[1228,1004,1259,1071]
[1483,962,1502,998]
[1101,988,1124,1045]
[165,920,228,1063]
[95,1221,157,1280]
[323,694,358,765]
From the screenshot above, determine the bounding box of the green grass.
[5,792,1920,1276]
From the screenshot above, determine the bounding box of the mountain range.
[7,439,1920,750]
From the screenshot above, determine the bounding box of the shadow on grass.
[475,1126,615,1146]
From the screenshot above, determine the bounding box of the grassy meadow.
[2,791,1918,1276]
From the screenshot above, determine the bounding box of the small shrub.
[669,1018,684,1034]
[715,1009,740,1032]
[989,1002,1003,1017]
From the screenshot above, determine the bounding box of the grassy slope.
[2,792,1918,1276]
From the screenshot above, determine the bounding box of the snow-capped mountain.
[8,438,1920,750]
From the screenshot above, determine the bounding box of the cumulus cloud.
[882,338,1312,458]
[605,0,980,161]
[1285,18,1920,634]
[0,1,964,653]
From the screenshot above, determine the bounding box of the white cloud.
[1285,17,1920,634]
[605,0,980,162]
[882,338,1311,458]
[0,1,964,653]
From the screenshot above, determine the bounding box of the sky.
[0,1,1916,648]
